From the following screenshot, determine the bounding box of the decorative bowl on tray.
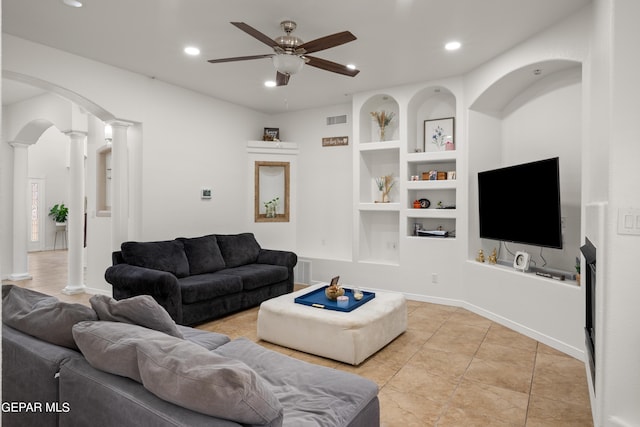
[325,284,345,301]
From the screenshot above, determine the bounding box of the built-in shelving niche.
[405,86,458,238]
[96,144,112,217]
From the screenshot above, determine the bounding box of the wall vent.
[294,258,312,285]
[326,115,347,125]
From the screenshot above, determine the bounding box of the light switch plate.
[617,208,640,235]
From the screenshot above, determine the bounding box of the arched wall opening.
[468,59,583,272]
[2,72,138,296]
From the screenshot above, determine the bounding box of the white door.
[28,178,46,252]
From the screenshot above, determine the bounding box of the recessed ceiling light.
[62,0,83,7]
[264,81,276,88]
[346,64,356,70]
[445,41,461,51]
[184,46,200,56]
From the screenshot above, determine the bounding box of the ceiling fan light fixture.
[346,64,357,70]
[272,54,304,75]
[264,80,277,88]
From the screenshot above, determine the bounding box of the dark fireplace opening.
[581,237,596,387]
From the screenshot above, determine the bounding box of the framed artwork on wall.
[424,117,455,152]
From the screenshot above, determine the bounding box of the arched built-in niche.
[359,94,400,143]
[404,86,459,237]
[407,86,456,154]
[468,59,583,272]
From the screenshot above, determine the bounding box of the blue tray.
[294,286,375,312]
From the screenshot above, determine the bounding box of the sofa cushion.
[121,240,190,278]
[176,325,230,350]
[219,264,289,291]
[178,273,243,304]
[178,235,226,275]
[216,233,261,268]
[2,284,97,350]
[215,338,379,427]
[90,294,183,339]
[72,321,283,425]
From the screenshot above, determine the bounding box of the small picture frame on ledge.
[263,127,280,141]
[424,117,455,152]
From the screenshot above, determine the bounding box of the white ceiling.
[2,0,590,114]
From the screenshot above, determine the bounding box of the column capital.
[107,119,135,128]
[61,130,88,139]
[8,140,32,149]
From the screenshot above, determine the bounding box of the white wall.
[271,104,353,261]
[2,35,270,291]
[593,1,640,425]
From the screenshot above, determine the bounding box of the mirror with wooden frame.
[255,161,290,222]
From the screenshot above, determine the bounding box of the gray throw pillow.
[2,284,97,350]
[178,235,226,275]
[89,294,183,338]
[121,240,190,278]
[73,321,283,425]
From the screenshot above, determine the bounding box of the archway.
[3,71,133,295]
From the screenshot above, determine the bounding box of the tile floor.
[3,250,594,426]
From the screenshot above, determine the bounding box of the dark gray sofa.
[105,233,297,325]
[2,285,380,427]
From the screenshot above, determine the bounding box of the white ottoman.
[257,284,407,365]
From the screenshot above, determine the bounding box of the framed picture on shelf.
[263,127,280,141]
[424,117,455,152]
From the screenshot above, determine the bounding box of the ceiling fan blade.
[297,31,356,54]
[207,54,274,64]
[231,22,280,48]
[304,55,360,77]
[276,72,290,86]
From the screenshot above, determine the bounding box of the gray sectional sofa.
[1,285,380,427]
[105,233,297,325]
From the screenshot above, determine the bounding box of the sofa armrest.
[105,264,183,324]
[257,249,297,270]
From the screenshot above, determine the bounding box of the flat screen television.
[478,157,562,249]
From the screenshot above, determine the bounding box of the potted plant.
[263,197,279,218]
[48,203,69,225]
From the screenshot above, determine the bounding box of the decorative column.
[109,120,131,250]
[62,131,87,295]
[9,142,32,281]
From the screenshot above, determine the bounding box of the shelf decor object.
[375,174,394,203]
[263,197,279,218]
[370,110,395,141]
[263,127,279,141]
[424,117,455,151]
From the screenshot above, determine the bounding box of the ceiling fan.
[208,21,360,86]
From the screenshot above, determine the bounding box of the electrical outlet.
[432,273,438,284]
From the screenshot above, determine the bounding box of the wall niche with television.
[468,59,583,277]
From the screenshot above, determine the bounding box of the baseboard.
[461,300,585,360]
[83,286,111,297]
